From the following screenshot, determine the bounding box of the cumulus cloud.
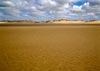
[0,0,100,21]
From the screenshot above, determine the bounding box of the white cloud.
[72,5,82,11]
[0,0,100,21]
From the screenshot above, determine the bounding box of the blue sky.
[0,0,100,21]
[73,1,85,6]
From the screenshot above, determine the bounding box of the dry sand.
[0,24,100,71]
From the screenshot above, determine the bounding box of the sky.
[0,0,100,21]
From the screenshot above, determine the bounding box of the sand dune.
[0,22,8,23]
[47,20,100,24]
[0,20,100,24]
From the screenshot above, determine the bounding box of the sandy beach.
[0,25,100,71]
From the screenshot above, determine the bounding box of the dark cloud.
[0,1,14,7]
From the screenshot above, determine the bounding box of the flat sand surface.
[0,25,100,71]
